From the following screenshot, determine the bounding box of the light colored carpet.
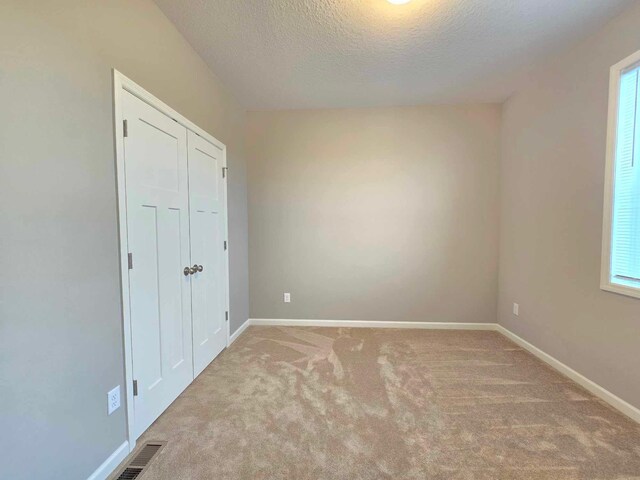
[136,326,640,479]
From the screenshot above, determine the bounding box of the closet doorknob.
[197,265,203,272]
[183,267,191,276]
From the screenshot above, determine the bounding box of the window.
[602,50,640,298]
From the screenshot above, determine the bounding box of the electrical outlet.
[513,303,519,316]
[108,385,121,415]
[283,292,291,303]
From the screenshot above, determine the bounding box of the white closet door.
[123,91,194,439]
[188,131,228,377]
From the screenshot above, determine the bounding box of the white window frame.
[601,49,640,299]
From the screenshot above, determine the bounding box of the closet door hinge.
[133,380,138,397]
[225,311,229,322]
[123,119,128,138]
[128,252,133,270]
[224,241,227,251]
[222,166,228,178]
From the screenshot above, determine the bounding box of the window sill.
[601,281,640,300]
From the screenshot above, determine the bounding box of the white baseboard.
[496,325,640,424]
[87,441,129,480]
[229,318,251,344]
[249,318,498,330]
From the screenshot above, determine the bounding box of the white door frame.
[112,69,230,452]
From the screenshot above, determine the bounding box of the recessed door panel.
[136,119,182,192]
[130,205,163,391]
[160,207,187,369]
[191,211,222,343]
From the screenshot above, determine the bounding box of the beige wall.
[0,1,248,479]
[498,3,640,409]
[247,105,501,323]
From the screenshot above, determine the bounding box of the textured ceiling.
[154,0,635,109]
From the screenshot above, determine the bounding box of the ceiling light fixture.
[387,0,412,4]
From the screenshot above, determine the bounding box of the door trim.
[112,69,230,453]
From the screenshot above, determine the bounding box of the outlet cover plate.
[108,385,121,415]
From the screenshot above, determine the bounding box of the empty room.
[3,0,640,479]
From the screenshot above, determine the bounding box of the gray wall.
[0,1,249,479]
[498,2,640,409]
[247,105,501,323]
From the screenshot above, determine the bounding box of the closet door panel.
[188,131,227,377]
[123,91,194,439]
